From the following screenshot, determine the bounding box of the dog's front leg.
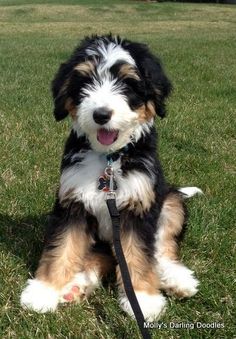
[20,203,96,313]
[116,216,166,321]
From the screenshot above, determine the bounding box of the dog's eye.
[122,77,146,108]
[124,86,144,110]
[68,72,92,103]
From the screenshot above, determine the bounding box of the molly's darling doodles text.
[144,322,224,330]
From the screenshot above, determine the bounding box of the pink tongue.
[97,129,118,145]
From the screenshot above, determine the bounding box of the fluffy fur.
[21,35,201,319]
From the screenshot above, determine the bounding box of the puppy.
[21,35,201,320]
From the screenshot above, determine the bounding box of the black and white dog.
[21,35,201,320]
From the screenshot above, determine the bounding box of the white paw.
[178,187,203,198]
[158,258,199,298]
[20,279,60,313]
[119,291,166,321]
[59,271,100,303]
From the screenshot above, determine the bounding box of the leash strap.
[106,197,152,339]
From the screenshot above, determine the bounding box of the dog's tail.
[178,187,203,199]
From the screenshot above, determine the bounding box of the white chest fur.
[59,151,153,241]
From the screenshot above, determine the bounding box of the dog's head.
[52,35,172,153]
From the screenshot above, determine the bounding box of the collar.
[106,144,130,163]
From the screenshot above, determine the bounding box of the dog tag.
[98,166,117,192]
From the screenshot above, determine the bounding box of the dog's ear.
[51,62,75,121]
[140,55,172,118]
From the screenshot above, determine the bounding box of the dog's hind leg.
[155,192,199,298]
[20,203,95,313]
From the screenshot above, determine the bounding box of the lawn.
[0,0,235,338]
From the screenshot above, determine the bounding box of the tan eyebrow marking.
[118,64,140,81]
[74,61,95,76]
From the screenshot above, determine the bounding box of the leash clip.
[106,191,116,200]
[105,165,117,200]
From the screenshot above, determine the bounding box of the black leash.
[104,161,151,339]
[106,197,151,339]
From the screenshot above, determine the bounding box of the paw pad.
[62,285,86,303]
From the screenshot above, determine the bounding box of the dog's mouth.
[97,128,119,146]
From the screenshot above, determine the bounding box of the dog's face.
[52,36,172,153]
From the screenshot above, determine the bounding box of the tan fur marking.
[157,193,185,260]
[65,97,77,119]
[127,187,155,216]
[84,252,115,277]
[116,231,160,294]
[136,101,156,122]
[74,61,94,76]
[36,225,93,290]
[119,64,140,81]
[146,101,156,119]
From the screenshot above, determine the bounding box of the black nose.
[93,107,112,125]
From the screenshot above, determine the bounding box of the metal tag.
[98,165,117,192]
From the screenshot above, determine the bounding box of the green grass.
[0,0,235,338]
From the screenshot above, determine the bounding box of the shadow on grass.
[0,212,118,283]
[0,212,48,272]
